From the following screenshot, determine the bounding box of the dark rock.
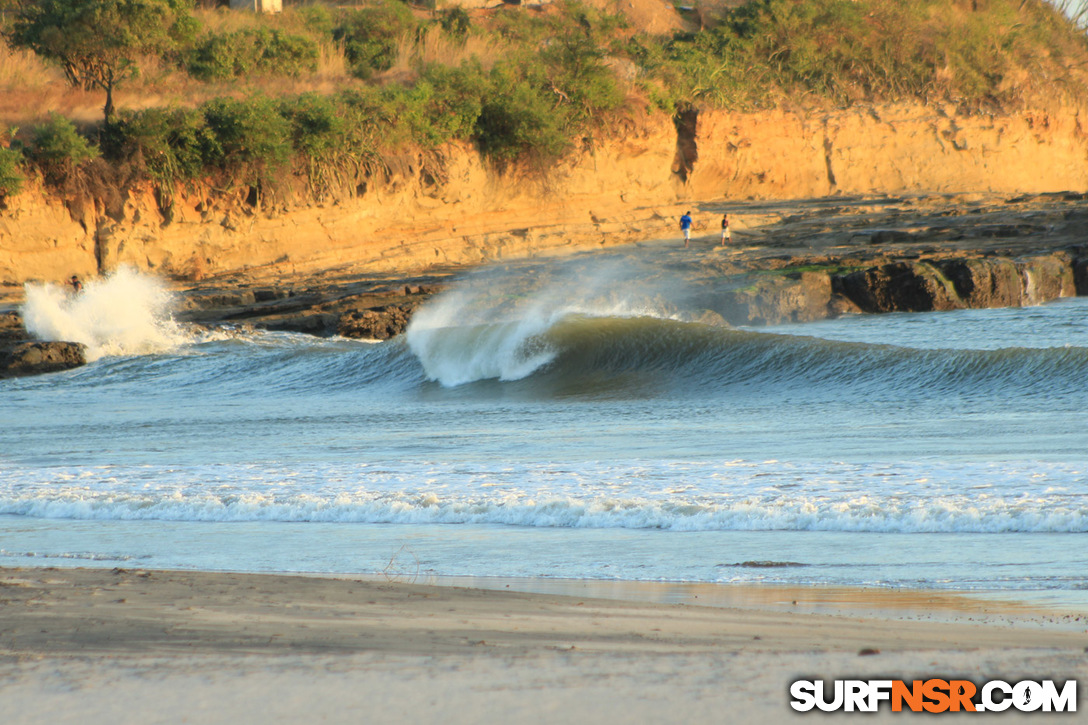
[835,262,961,313]
[0,311,27,343]
[868,230,915,245]
[181,290,257,312]
[0,341,87,378]
[685,309,729,327]
[938,257,1022,308]
[253,289,288,303]
[972,224,1048,238]
[258,312,338,335]
[1073,258,1088,295]
[828,293,862,317]
[338,305,413,340]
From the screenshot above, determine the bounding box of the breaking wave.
[4,487,1086,534]
[405,258,685,387]
[400,310,1088,402]
[21,267,188,361]
[2,459,1084,533]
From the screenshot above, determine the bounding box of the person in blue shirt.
[679,211,693,247]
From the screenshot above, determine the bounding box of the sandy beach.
[1,566,1085,723]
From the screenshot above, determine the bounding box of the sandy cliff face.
[691,104,1088,199]
[2,103,1086,286]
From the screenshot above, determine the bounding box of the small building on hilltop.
[229,0,282,13]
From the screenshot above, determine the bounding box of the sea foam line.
[3,490,1087,533]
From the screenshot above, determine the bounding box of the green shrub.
[437,7,471,38]
[541,34,625,127]
[200,96,291,186]
[186,28,319,81]
[278,92,347,195]
[106,107,211,185]
[26,114,98,181]
[635,0,1088,108]
[295,3,335,37]
[0,147,24,198]
[475,64,569,165]
[386,63,488,149]
[279,93,343,160]
[333,1,416,79]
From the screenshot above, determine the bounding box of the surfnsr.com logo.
[790,679,1077,713]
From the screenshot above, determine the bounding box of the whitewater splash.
[406,258,690,386]
[22,267,189,361]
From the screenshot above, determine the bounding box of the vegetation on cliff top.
[0,0,1086,208]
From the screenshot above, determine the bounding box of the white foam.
[22,267,189,361]
[2,460,1085,534]
[3,488,1088,533]
[405,295,560,387]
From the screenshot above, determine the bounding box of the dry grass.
[0,38,62,91]
[0,38,97,128]
[193,6,272,34]
[387,26,510,77]
[315,39,350,81]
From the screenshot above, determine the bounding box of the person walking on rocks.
[680,211,693,247]
[720,214,731,247]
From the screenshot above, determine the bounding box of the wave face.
[406,311,1088,408]
[21,267,189,360]
[543,315,1088,398]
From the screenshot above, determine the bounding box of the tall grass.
[0,37,61,90]
[386,25,510,78]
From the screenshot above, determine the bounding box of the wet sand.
[1,566,1085,723]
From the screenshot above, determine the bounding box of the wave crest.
[405,258,691,386]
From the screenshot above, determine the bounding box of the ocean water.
[2,262,1087,605]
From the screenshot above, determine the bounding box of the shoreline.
[3,565,1086,723]
[4,564,1086,654]
[365,573,1088,626]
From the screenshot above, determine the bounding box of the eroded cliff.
[2,102,1087,287]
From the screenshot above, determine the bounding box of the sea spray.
[22,267,188,360]
[405,257,691,386]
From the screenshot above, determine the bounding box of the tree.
[7,0,196,123]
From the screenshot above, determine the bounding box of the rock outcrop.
[707,251,1085,327]
[1,310,87,378]
[337,305,415,340]
[836,261,963,313]
[725,271,837,326]
[0,341,87,378]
